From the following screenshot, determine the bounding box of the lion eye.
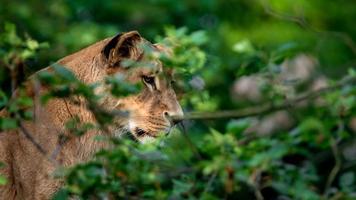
[142,76,155,85]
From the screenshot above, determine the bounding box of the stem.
[18,120,60,166]
[261,0,356,55]
[173,76,355,121]
[323,138,342,198]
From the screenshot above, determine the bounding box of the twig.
[323,137,342,198]
[261,0,356,55]
[18,121,60,166]
[48,98,75,161]
[250,169,264,200]
[179,123,203,160]
[32,79,42,123]
[50,134,69,161]
[173,76,355,121]
[203,171,218,195]
[18,122,47,155]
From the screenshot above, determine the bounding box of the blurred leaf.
[52,189,70,200]
[226,118,250,136]
[52,64,78,82]
[26,39,39,50]
[0,117,18,130]
[232,39,255,54]
[172,179,193,196]
[0,175,7,185]
[339,171,355,189]
[271,42,301,64]
[0,90,8,107]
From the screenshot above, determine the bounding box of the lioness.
[0,31,183,199]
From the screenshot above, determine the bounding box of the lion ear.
[153,44,173,57]
[102,31,142,66]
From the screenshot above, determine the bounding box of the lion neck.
[44,38,126,161]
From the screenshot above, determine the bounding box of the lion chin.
[127,120,171,143]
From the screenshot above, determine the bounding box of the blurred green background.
[1,0,355,71]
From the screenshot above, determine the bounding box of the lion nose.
[164,110,183,125]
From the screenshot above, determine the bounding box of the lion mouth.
[134,128,157,138]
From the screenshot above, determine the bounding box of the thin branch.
[179,123,203,160]
[261,0,356,55]
[203,171,218,195]
[50,134,69,161]
[250,169,264,200]
[48,98,75,161]
[18,121,60,166]
[323,137,342,198]
[173,76,355,121]
[32,79,42,123]
[18,122,47,155]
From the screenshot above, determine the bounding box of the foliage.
[0,162,6,186]
[1,0,356,199]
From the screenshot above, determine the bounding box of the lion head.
[99,31,183,142]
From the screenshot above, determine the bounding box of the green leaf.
[52,64,78,82]
[348,68,356,77]
[0,90,8,107]
[16,96,33,107]
[226,119,250,136]
[172,179,193,196]
[3,22,22,45]
[0,117,18,130]
[190,30,208,45]
[26,39,39,50]
[52,189,70,200]
[232,39,255,54]
[339,171,354,188]
[270,42,300,64]
[0,175,7,185]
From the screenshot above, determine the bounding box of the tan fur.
[0,31,183,199]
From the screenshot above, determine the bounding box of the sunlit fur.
[0,31,183,199]
[116,67,183,142]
